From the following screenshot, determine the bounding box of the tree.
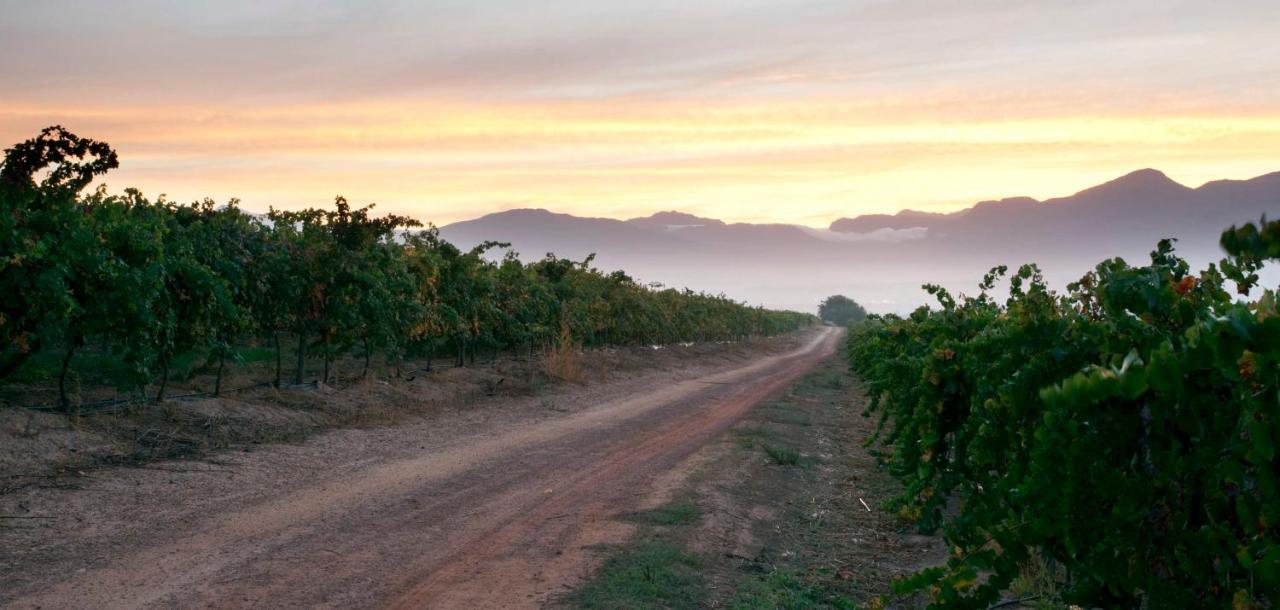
[817,294,867,326]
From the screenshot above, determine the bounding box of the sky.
[2,0,1279,227]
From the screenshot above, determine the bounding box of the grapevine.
[0,127,816,408]
[850,222,1280,607]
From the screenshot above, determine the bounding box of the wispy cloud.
[1,1,1278,225]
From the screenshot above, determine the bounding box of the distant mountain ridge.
[440,169,1280,313]
[828,169,1276,238]
[625,211,725,230]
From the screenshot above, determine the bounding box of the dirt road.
[3,327,841,609]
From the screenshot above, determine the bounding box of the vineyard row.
[849,216,1280,608]
[1,127,815,409]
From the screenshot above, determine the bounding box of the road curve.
[10,327,842,609]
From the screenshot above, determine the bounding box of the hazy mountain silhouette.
[440,169,1280,313]
[828,168,1254,240]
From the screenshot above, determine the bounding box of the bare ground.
[1,328,839,609]
[1,336,799,490]
[556,343,948,609]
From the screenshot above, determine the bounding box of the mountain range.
[440,169,1280,313]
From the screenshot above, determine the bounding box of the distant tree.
[818,295,867,326]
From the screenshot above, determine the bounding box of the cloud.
[2,1,1279,226]
[5,1,1279,106]
[800,226,928,243]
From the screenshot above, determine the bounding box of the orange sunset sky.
[3,1,1278,227]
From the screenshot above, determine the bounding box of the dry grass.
[542,318,585,383]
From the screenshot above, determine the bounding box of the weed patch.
[763,443,806,467]
[733,426,777,449]
[629,503,700,526]
[569,542,704,610]
[728,569,855,610]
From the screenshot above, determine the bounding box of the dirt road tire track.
[6,328,841,609]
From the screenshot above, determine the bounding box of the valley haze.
[440,168,1280,314]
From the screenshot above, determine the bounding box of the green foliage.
[0,126,816,405]
[0,125,117,192]
[848,220,1280,608]
[818,295,867,326]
